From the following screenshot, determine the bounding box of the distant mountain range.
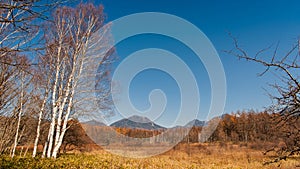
[81,115,207,130]
[110,115,207,130]
[110,115,166,130]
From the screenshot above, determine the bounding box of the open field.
[1,143,299,169]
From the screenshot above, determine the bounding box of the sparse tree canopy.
[227,33,300,161]
[228,34,299,117]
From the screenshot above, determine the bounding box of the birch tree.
[42,3,113,158]
[32,54,52,157]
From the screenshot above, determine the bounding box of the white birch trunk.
[42,132,49,158]
[46,39,62,158]
[52,96,73,158]
[11,73,24,158]
[11,106,22,158]
[47,79,59,157]
[54,71,73,147]
[54,63,66,147]
[32,94,47,157]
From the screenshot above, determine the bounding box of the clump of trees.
[82,110,294,147]
[0,1,114,159]
[165,111,288,145]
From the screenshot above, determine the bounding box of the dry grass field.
[1,143,299,169]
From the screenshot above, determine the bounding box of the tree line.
[79,110,299,154]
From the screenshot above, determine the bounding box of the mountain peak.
[110,115,165,130]
[185,119,205,127]
[81,120,106,126]
[128,115,151,123]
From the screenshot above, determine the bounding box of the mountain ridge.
[110,115,165,130]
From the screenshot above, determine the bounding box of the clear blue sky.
[84,0,300,126]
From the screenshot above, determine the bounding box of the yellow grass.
[1,143,299,169]
[82,143,300,169]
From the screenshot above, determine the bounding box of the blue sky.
[86,0,300,126]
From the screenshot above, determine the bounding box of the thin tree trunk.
[23,145,29,157]
[42,136,48,158]
[54,63,66,147]
[47,87,58,157]
[12,110,22,158]
[19,146,23,156]
[11,73,24,158]
[32,94,47,157]
[47,90,58,157]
